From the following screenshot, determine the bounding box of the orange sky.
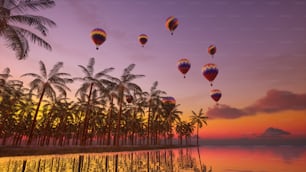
[199,110,306,139]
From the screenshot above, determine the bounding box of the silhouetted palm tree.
[21,61,72,145]
[146,81,166,145]
[0,0,56,59]
[190,108,208,146]
[109,64,144,146]
[74,57,114,145]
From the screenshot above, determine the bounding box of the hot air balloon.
[165,16,178,35]
[91,28,107,50]
[210,89,222,104]
[161,96,176,111]
[126,95,133,103]
[208,45,216,58]
[138,34,148,47]
[202,63,218,86]
[177,58,191,78]
[161,96,176,105]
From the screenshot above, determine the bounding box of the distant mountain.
[260,127,290,137]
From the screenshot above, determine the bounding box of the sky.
[1,0,306,141]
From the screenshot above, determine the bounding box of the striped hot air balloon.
[210,89,222,104]
[202,63,218,86]
[165,16,178,35]
[177,58,191,78]
[91,28,106,50]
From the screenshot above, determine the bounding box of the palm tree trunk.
[115,88,124,146]
[147,100,152,145]
[27,86,46,145]
[197,125,199,146]
[107,96,114,145]
[81,83,94,145]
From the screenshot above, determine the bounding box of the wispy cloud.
[207,89,306,119]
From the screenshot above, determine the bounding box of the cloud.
[260,127,290,137]
[207,89,306,119]
[245,89,306,113]
[207,104,248,119]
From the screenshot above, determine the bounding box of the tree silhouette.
[190,108,208,146]
[21,61,72,145]
[0,0,56,59]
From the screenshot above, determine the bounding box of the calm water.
[0,146,305,172]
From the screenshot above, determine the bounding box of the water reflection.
[1,146,305,172]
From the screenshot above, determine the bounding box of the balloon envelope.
[161,96,176,105]
[91,28,106,50]
[202,63,218,85]
[138,34,148,47]
[165,16,178,35]
[126,95,133,103]
[208,45,216,56]
[210,89,222,102]
[177,58,191,78]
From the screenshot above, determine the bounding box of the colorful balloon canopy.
[126,95,133,103]
[165,16,178,35]
[202,63,219,86]
[91,28,107,50]
[161,96,176,105]
[138,34,148,47]
[210,89,222,104]
[177,58,191,78]
[208,45,216,58]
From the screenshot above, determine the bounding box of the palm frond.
[20,72,42,79]
[3,26,28,59]
[9,15,56,35]
[16,26,52,50]
[49,61,63,77]
[87,57,95,75]
[94,67,114,79]
[123,63,135,75]
[38,60,47,78]
[77,65,91,77]
[10,0,55,12]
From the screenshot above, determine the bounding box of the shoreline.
[0,145,196,158]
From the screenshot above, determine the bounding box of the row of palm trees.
[0,58,208,146]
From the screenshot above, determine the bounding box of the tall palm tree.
[110,64,144,146]
[74,57,114,145]
[0,0,56,59]
[190,108,208,146]
[21,61,72,145]
[146,81,166,145]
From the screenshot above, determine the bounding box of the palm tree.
[110,64,144,146]
[74,57,114,145]
[21,61,72,145]
[146,81,166,145]
[0,0,56,59]
[190,108,208,146]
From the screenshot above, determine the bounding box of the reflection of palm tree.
[0,0,56,59]
[110,64,144,146]
[190,108,208,146]
[21,61,72,145]
[74,57,114,145]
